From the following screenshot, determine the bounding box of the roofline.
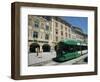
[52,16,72,27]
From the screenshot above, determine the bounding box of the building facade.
[28,15,87,52]
[71,26,87,42]
[28,15,52,52]
[52,17,72,42]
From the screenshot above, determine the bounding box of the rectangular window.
[69,28,70,32]
[69,34,71,38]
[61,31,63,35]
[65,32,67,37]
[46,25,49,30]
[34,20,39,28]
[61,25,63,30]
[55,22,58,27]
[45,34,49,40]
[55,29,58,34]
[56,36,58,41]
[41,23,44,29]
[65,27,67,31]
[33,31,38,38]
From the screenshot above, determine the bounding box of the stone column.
[39,44,43,52]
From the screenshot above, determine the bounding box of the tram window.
[83,46,84,50]
[74,45,77,51]
[73,46,75,52]
[84,46,87,50]
[75,46,79,51]
[67,45,74,52]
[57,43,87,53]
[81,46,83,50]
[77,46,79,51]
[82,46,85,50]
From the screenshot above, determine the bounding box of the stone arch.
[30,43,40,52]
[42,44,51,52]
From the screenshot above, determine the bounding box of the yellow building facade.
[28,15,87,52]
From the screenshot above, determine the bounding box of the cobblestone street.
[28,52,88,66]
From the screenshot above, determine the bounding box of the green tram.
[53,39,88,62]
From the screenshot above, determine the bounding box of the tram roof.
[60,39,87,46]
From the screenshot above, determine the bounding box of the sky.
[61,16,88,34]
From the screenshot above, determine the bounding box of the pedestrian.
[36,47,40,57]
